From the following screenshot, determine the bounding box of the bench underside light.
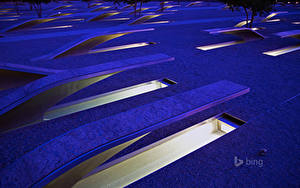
[197,28,264,50]
[263,44,300,56]
[4,18,59,32]
[0,54,174,133]
[88,12,121,22]
[129,14,162,25]
[0,73,118,133]
[44,134,149,188]
[263,30,300,56]
[44,78,176,121]
[74,114,245,188]
[33,28,154,60]
[196,40,244,50]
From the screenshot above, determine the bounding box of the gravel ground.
[0,1,299,187]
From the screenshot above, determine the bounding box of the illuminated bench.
[0,53,174,133]
[53,5,72,11]
[129,7,151,15]
[197,28,264,50]
[263,30,300,56]
[275,29,300,39]
[87,11,121,22]
[89,2,103,8]
[3,18,59,32]
[0,80,249,187]
[262,11,288,22]
[233,11,288,28]
[0,61,61,75]
[75,113,245,188]
[156,5,179,12]
[120,4,134,10]
[0,61,61,91]
[129,14,163,25]
[49,12,73,17]
[33,28,154,60]
[91,6,111,12]
[186,1,202,7]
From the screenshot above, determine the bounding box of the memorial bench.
[197,28,265,51]
[87,11,121,22]
[2,18,60,32]
[53,5,73,11]
[0,80,249,188]
[0,53,174,133]
[129,14,163,25]
[233,11,288,28]
[186,1,203,7]
[32,28,154,60]
[263,30,300,56]
[91,6,112,12]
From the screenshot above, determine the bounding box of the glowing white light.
[262,11,287,22]
[44,79,173,120]
[61,18,85,22]
[251,27,265,31]
[74,116,239,188]
[196,40,244,50]
[88,42,151,54]
[186,1,202,7]
[142,21,170,24]
[102,18,130,21]
[265,19,280,22]
[31,25,72,31]
[0,18,18,21]
[234,20,248,27]
[263,44,300,56]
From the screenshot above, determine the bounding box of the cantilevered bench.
[129,7,151,15]
[0,80,249,188]
[32,28,154,60]
[89,2,103,8]
[49,12,73,17]
[91,6,112,12]
[186,1,202,7]
[128,14,163,25]
[261,11,288,22]
[120,4,134,10]
[197,28,265,50]
[263,30,300,56]
[233,11,288,28]
[155,5,179,12]
[53,5,72,11]
[0,62,62,92]
[0,61,62,75]
[0,53,174,133]
[2,18,59,32]
[87,11,121,22]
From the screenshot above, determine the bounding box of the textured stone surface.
[130,94,300,188]
[0,80,248,187]
[0,53,173,115]
[0,1,299,187]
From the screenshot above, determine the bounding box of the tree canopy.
[219,0,277,27]
[22,0,52,17]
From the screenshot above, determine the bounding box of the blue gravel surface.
[0,0,299,187]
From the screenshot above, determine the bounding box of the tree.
[81,0,92,8]
[219,0,276,28]
[248,0,276,28]
[114,0,150,17]
[22,0,52,18]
